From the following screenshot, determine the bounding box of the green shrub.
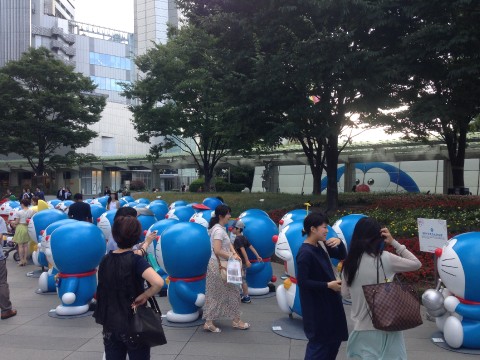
[129,180,146,191]
[189,178,246,193]
[189,178,205,193]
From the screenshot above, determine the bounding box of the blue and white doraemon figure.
[145,219,179,288]
[165,205,195,222]
[97,209,117,243]
[273,222,305,316]
[91,195,109,208]
[432,233,480,349]
[202,197,222,211]
[156,222,211,322]
[169,200,188,210]
[37,219,78,293]
[278,209,310,233]
[189,204,214,229]
[147,202,169,221]
[136,208,157,242]
[332,214,367,254]
[54,200,74,214]
[50,222,106,316]
[27,209,68,243]
[321,162,420,193]
[241,212,279,295]
[90,204,106,226]
[239,208,269,219]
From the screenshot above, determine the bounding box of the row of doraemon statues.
[275,210,480,350]
[24,196,280,322]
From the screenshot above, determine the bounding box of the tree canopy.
[123,25,261,191]
[0,47,105,180]
[376,0,480,188]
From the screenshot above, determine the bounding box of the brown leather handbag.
[362,257,423,332]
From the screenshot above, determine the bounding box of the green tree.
[178,0,396,211]
[0,47,105,183]
[123,26,257,192]
[378,0,480,189]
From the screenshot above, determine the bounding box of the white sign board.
[417,218,448,253]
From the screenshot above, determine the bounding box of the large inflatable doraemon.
[321,162,420,193]
[156,222,211,322]
[47,199,61,209]
[241,212,279,295]
[135,197,150,205]
[165,205,195,222]
[54,200,74,214]
[273,222,305,316]
[50,222,106,316]
[426,233,480,349]
[36,219,78,293]
[27,209,68,243]
[91,196,109,208]
[90,204,106,226]
[0,200,20,223]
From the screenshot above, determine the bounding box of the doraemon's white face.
[97,214,112,239]
[44,235,56,268]
[279,214,293,232]
[0,203,13,216]
[438,238,465,298]
[165,209,179,221]
[55,202,70,214]
[190,212,208,228]
[275,225,295,277]
[338,166,407,193]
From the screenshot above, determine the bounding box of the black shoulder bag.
[128,256,167,347]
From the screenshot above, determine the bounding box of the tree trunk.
[445,126,467,188]
[311,165,323,194]
[325,135,339,214]
[203,162,213,192]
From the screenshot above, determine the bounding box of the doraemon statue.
[97,210,117,241]
[28,209,68,243]
[165,205,195,222]
[273,222,305,316]
[91,196,109,208]
[54,200,74,214]
[147,203,169,221]
[36,219,78,293]
[120,195,135,203]
[145,219,179,288]
[432,232,480,349]
[332,214,367,252]
[150,199,169,207]
[136,208,157,242]
[90,204,106,226]
[241,212,279,295]
[169,200,188,210]
[189,204,214,229]
[278,209,310,233]
[135,197,150,205]
[0,200,20,223]
[202,197,222,211]
[156,222,211,322]
[239,208,269,219]
[47,199,61,209]
[50,222,106,316]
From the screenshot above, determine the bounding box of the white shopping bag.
[226,258,243,285]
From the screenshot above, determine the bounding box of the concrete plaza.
[0,258,476,359]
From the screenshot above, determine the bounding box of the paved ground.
[0,258,477,360]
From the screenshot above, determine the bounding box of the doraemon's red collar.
[456,296,480,305]
[57,269,97,278]
[250,257,270,263]
[168,274,206,282]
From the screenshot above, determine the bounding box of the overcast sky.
[75,0,134,32]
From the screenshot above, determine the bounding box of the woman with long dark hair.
[94,215,164,359]
[202,204,249,333]
[107,192,120,210]
[341,217,421,359]
[296,212,348,360]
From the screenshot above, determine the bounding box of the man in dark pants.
[68,193,93,223]
[0,250,16,320]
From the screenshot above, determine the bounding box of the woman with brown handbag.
[341,217,421,359]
